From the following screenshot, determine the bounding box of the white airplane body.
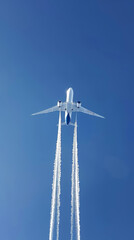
[32,88,104,125]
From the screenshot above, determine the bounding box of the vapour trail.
[57,111,61,240]
[49,112,61,240]
[71,129,75,240]
[71,119,80,240]
[74,120,80,240]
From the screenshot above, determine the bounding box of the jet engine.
[57,100,62,107]
[77,101,81,108]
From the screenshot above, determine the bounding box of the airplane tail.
[69,122,75,126]
[60,122,75,126]
[57,122,66,126]
[61,122,66,126]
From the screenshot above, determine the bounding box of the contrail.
[71,129,75,240]
[49,112,80,240]
[74,120,80,240]
[71,118,80,240]
[49,112,61,240]
[57,112,61,240]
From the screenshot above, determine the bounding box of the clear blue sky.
[0,0,134,239]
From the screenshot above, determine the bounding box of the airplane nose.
[67,87,73,93]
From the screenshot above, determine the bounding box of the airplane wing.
[73,104,105,119]
[32,103,66,116]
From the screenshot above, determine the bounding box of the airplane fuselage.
[65,88,74,125]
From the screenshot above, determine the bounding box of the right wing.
[73,104,105,119]
[32,103,66,116]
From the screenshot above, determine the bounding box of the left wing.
[73,104,105,119]
[32,103,66,116]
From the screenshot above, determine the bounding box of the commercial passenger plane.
[32,88,104,125]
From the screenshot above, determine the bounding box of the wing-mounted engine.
[77,101,81,108]
[57,100,62,107]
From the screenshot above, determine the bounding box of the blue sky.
[0,0,134,239]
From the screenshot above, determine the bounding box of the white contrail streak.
[74,121,80,240]
[57,112,61,240]
[49,113,80,240]
[71,119,80,240]
[71,130,75,240]
[49,112,61,240]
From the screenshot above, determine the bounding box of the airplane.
[32,87,104,125]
